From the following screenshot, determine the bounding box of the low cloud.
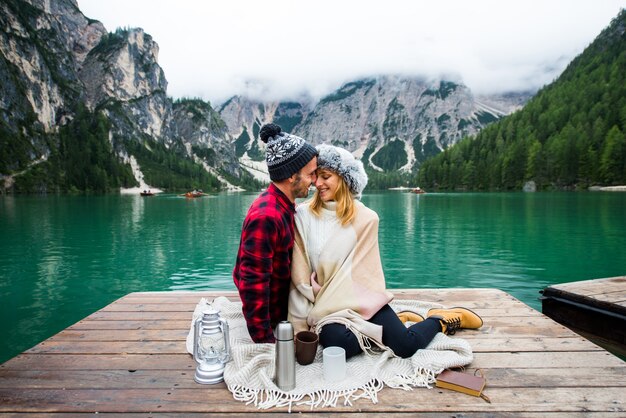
[78,0,624,105]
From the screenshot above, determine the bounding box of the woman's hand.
[311,272,321,296]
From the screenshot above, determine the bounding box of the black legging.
[319,304,442,359]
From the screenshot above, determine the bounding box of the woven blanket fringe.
[228,379,385,412]
[385,367,440,391]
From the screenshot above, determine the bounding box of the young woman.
[288,144,482,359]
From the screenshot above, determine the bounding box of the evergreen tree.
[600,125,626,184]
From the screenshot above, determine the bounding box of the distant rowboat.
[182,190,208,198]
[410,187,426,194]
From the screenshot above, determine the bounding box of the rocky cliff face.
[79,28,174,145]
[294,76,529,171]
[218,97,311,157]
[218,76,529,173]
[172,98,239,177]
[0,0,105,134]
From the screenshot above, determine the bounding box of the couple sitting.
[233,124,482,360]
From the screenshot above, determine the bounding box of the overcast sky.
[77,0,624,105]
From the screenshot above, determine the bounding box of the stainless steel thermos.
[275,320,296,391]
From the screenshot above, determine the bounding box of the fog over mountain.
[77,0,625,104]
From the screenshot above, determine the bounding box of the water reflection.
[364,192,626,311]
[129,194,145,232]
[165,193,254,291]
[403,192,417,240]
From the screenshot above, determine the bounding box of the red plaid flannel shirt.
[233,184,295,343]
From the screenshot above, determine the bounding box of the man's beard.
[292,175,310,199]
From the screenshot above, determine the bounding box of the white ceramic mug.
[322,346,346,382]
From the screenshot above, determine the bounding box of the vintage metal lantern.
[192,307,231,384]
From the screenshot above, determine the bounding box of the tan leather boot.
[397,310,425,324]
[427,307,483,335]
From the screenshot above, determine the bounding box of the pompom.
[259,123,282,143]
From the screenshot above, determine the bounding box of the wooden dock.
[1,289,625,416]
[541,275,626,357]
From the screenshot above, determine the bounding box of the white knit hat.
[316,144,368,197]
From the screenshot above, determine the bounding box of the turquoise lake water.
[1,191,625,363]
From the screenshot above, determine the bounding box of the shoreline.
[590,185,626,192]
[120,186,163,195]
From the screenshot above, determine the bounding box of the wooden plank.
[21,337,601,355]
[550,276,626,295]
[471,324,583,338]
[62,315,561,335]
[46,329,187,341]
[2,414,624,418]
[84,311,196,321]
[0,369,202,389]
[50,324,585,341]
[83,307,538,322]
[67,319,190,330]
[52,320,583,341]
[0,387,624,413]
[464,366,626,388]
[471,351,625,368]
[66,319,544,332]
[0,354,195,371]
[66,309,547,331]
[2,366,624,390]
[25,341,186,355]
[588,290,626,303]
[4,350,622,374]
[465,337,602,352]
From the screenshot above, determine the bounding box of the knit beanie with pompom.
[259,123,318,182]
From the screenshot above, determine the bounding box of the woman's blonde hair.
[309,169,356,225]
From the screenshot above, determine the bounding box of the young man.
[233,123,318,343]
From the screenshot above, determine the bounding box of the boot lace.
[443,317,461,335]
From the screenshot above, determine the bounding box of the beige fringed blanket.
[186,297,474,412]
